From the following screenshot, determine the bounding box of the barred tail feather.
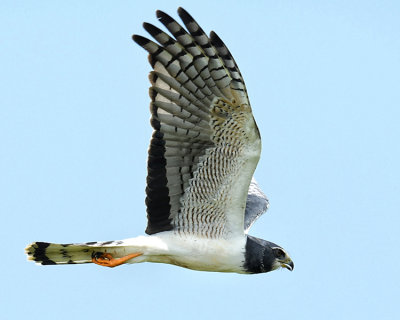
[25,240,125,265]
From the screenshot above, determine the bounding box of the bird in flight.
[26,7,294,274]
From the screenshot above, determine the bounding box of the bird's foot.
[92,252,142,268]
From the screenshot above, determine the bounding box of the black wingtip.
[143,22,163,38]
[156,10,174,24]
[177,7,193,24]
[210,31,223,47]
[177,7,186,16]
[132,34,150,47]
[177,7,207,38]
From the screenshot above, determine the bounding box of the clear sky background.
[1,1,399,319]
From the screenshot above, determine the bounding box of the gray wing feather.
[244,178,269,233]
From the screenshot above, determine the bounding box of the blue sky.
[2,1,399,319]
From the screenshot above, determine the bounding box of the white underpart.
[119,232,247,273]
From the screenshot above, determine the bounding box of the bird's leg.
[92,252,142,268]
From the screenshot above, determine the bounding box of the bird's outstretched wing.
[244,178,269,233]
[133,7,261,239]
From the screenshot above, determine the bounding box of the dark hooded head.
[243,235,294,274]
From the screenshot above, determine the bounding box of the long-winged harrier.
[26,8,294,274]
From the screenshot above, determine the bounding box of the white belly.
[121,232,247,273]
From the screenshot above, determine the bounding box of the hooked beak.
[282,260,294,271]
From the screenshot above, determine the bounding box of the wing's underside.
[244,178,269,233]
[133,8,262,239]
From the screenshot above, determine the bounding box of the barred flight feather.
[133,7,261,238]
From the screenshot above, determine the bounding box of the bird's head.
[244,235,294,274]
[270,246,294,271]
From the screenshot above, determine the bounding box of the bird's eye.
[273,248,285,259]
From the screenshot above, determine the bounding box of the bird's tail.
[25,240,126,265]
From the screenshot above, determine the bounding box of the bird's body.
[26,8,294,275]
[28,233,283,273]
[29,234,246,272]
[132,234,246,273]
